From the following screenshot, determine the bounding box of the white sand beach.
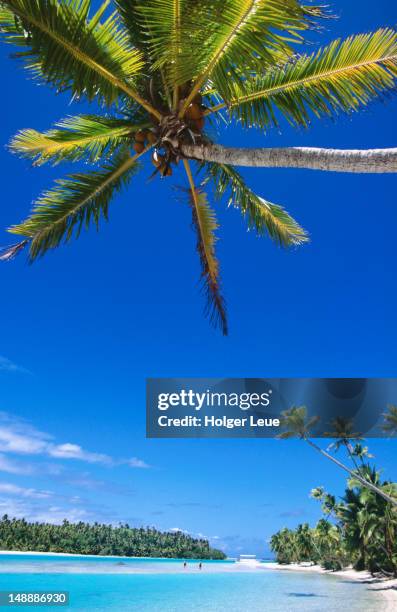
[0,550,154,559]
[262,562,397,609]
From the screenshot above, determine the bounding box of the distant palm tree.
[312,518,344,569]
[382,405,397,435]
[270,527,299,564]
[1,1,397,332]
[279,406,397,506]
[295,523,316,563]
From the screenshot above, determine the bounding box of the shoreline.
[262,562,397,609]
[0,550,231,561]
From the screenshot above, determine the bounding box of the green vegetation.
[383,405,397,435]
[0,516,226,559]
[279,406,397,506]
[271,407,397,576]
[1,1,397,332]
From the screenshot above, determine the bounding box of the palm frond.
[382,405,397,435]
[10,115,149,165]
[114,0,173,95]
[113,2,175,110]
[134,0,183,108]
[0,0,158,113]
[113,0,149,56]
[136,0,207,91]
[9,148,141,260]
[183,159,227,335]
[214,28,397,129]
[278,406,320,439]
[205,162,308,247]
[179,0,328,114]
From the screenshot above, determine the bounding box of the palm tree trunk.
[182,144,397,173]
[304,439,397,506]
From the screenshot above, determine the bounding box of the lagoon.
[0,554,389,611]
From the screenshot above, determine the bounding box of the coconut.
[147,131,157,145]
[186,103,202,120]
[195,117,205,131]
[133,141,145,154]
[135,130,147,143]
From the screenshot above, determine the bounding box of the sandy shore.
[263,562,397,609]
[0,550,159,559]
[0,550,217,561]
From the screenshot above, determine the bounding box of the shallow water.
[0,555,385,611]
[0,554,233,574]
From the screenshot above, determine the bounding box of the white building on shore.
[238,554,259,566]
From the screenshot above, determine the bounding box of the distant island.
[0,515,226,560]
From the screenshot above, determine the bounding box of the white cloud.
[0,412,51,457]
[0,482,52,499]
[49,443,112,465]
[0,356,30,374]
[0,412,149,471]
[0,497,30,519]
[33,507,90,524]
[0,427,48,455]
[69,496,83,504]
[169,527,188,534]
[127,457,150,469]
[0,497,91,525]
[0,454,34,475]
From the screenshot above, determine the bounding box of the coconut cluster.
[132,129,157,154]
[132,93,207,178]
[181,93,205,132]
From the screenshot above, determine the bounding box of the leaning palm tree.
[1,1,397,333]
[279,406,397,506]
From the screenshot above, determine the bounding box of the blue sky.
[0,1,396,557]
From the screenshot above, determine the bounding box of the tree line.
[0,517,226,559]
[270,406,397,576]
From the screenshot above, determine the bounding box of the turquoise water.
[0,555,386,611]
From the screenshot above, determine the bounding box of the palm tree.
[0,515,226,558]
[1,1,397,333]
[310,487,339,520]
[295,522,316,563]
[278,406,397,506]
[283,472,397,574]
[382,405,397,435]
[270,527,299,564]
[324,417,369,473]
[312,518,345,570]
[340,466,397,576]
